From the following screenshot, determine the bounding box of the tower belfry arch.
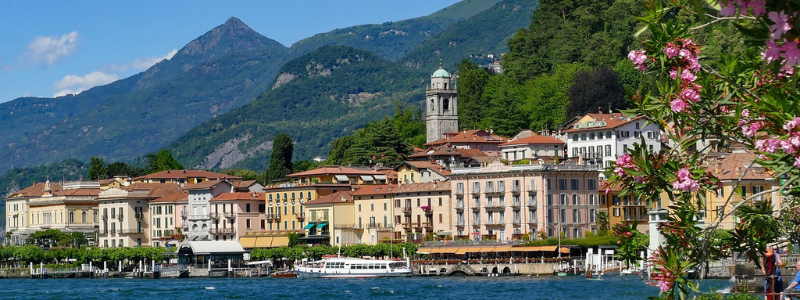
[426,60,459,143]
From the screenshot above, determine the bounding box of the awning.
[455,248,469,255]
[360,175,374,182]
[560,246,570,254]
[431,247,458,254]
[271,236,290,247]
[255,237,273,248]
[374,174,387,181]
[539,245,558,252]
[316,222,328,229]
[417,248,431,254]
[239,237,257,248]
[479,246,496,252]
[334,175,349,182]
[303,223,315,230]
[493,245,513,252]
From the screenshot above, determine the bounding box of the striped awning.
[493,245,513,252]
[254,237,273,248]
[271,236,290,247]
[334,175,349,182]
[360,175,374,182]
[455,248,469,255]
[239,237,257,248]
[431,247,459,254]
[374,174,387,181]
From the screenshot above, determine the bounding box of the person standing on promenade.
[763,248,785,300]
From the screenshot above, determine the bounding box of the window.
[741,186,747,197]
[613,207,620,217]
[590,209,596,222]
[598,132,604,139]
[246,219,252,229]
[620,131,630,138]
[572,194,579,205]
[559,179,567,190]
[560,209,566,223]
[587,179,596,191]
[605,145,611,156]
[560,194,567,205]
[246,204,251,213]
[572,134,578,141]
[571,179,579,190]
[613,196,620,206]
[589,133,595,140]
[589,194,596,205]
[600,195,607,205]
[69,211,74,224]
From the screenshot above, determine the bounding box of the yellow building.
[302,190,355,246]
[704,152,782,230]
[395,161,450,185]
[27,180,101,243]
[599,182,649,234]
[5,181,63,245]
[393,181,452,243]
[97,183,182,248]
[351,185,396,245]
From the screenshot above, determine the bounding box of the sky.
[0,0,461,104]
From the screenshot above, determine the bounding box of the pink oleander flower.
[634,175,644,183]
[669,69,678,80]
[628,50,647,65]
[742,108,751,118]
[742,122,761,138]
[688,56,701,72]
[676,168,691,181]
[679,48,692,58]
[769,11,792,40]
[680,88,700,102]
[720,0,736,16]
[781,140,796,154]
[613,167,625,176]
[784,117,800,132]
[670,98,688,112]
[795,156,800,168]
[756,138,781,153]
[681,69,697,82]
[781,41,800,67]
[664,44,679,58]
[763,39,781,63]
[749,0,766,16]
[616,154,634,168]
[791,135,800,148]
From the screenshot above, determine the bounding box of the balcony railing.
[210,212,220,219]
[512,200,521,208]
[513,218,522,224]
[403,207,412,214]
[471,188,481,194]
[456,220,465,226]
[120,229,144,234]
[455,188,464,195]
[212,228,235,235]
[485,202,504,209]
[296,212,305,220]
[472,220,481,226]
[528,218,538,224]
[512,185,521,192]
[528,200,538,207]
[135,212,144,219]
[334,224,355,229]
[224,212,235,219]
[180,211,187,219]
[455,202,464,209]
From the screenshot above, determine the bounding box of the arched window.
[581,133,587,141]
[572,134,578,141]
[598,132,604,139]
[430,99,435,112]
[443,98,449,111]
[283,193,288,200]
[69,211,74,224]
[81,211,87,224]
[269,194,272,200]
[307,192,312,199]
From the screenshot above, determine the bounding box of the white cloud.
[26,31,79,66]
[53,71,118,97]
[103,49,178,73]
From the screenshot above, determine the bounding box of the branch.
[691,14,756,31]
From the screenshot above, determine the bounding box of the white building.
[563,113,661,171]
[499,130,566,162]
[185,180,233,241]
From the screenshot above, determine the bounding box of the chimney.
[715,162,722,173]
[167,170,171,174]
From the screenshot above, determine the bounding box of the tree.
[88,156,107,180]
[220,169,259,181]
[145,149,184,173]
[456,59,491,130]
[522,63,588,131]
[567,66,627,117]
[106,162,144,178]
[611,1,800,299]
[478,74,527,137]
[267,133,293,183]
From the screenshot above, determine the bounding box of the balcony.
[296,212,305,220]
[135,212,144,219]
[528,200,538,207]
[456,220,465,226]
[455,188,464,195]
[528,218,538,224]
[513,218,522,224]
[224,212,235,219]
[210,212,220,219]
[102,214,108,220]
[512,185,521,193]
[512,201,521,208]
[403,207,412,215]
[334,223,355,229]
[472,220,481,226]
[120,229,144,234]
[486,219,504,226]
[471,188,481,195]
[455,202,464,210]
[422,222,433,231]
[180,211,187,219]
[402,223,413,231]
[212,228,235,235]
[485,202,504,210]
[422,207,432,215]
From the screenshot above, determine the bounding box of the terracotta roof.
[455,148,489,158]
[394,181,451,193]
[124,183,183,198]
[234,180,258,188]
[183,179,233,190]
[500,134,565,146]
[150,191,188,203]
[402,161,452,176]
[303,190,354,205]
[8,182,63,198]
[132,169,241,181]
[408,146,462,158]
[99,178,115,185]
[563,113,645,133]
[425,129,508,146]
[376,169,397,180]
[709,152,773,180]
[212,192,265,201]
[352,185,398,196]
[53,188,101,197]
[287,166,381,177]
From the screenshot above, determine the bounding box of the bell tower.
[426,60,458,143]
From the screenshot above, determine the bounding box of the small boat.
[270,270,298,278]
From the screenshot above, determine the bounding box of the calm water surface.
[0,275,733,299]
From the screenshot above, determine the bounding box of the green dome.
[432,68,451,78]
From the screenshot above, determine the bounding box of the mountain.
[169,46,426,170]
[289,0,503,61]
[401,0,539,71]
[0,17,291,174]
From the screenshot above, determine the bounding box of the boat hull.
[296,270,413,278]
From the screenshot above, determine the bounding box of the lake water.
[0,275,733,300]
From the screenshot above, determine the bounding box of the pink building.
[450,161,599,242]
[211,192,267,242]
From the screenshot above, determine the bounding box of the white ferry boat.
[295,255,413,278]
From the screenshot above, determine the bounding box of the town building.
[185,180,234,241]
[450,161,600,242]
[393,182,451,243]
[210,192,266,243]
[302,190,354,246]
[499,131,566,163]
[395,161,451,185]
[26,180,101,244]
[97,183,182,247]
[350,184,396,245]
[150,190,189,248]
[425,129,508,157]
[426,60,458,143]
[407,146,488,169]
[598,182,649,233]
[563,113,661,170]
[5,181,63,245]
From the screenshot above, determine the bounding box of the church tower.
[426,60,458,143]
